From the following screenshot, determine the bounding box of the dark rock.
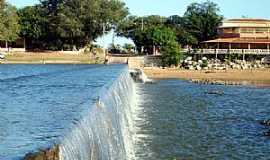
[260,120,270,126]
[263,130,270,137]
[130,69,143,83]
[24,145,59,160]
[205,90,224,96]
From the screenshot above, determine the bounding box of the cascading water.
[59,67,137,160]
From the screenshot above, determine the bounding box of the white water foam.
[59,67,137,160]
[140,69,152,84]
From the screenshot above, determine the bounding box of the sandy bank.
[0,52,104,64]
[143,67,270,87]
[0,60,95,64]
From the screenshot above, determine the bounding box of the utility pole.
[103,23,106,56]
[112,30,115,46]
[141,18,145,55]
[141,18,144,31]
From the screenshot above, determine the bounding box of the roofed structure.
[201,18,270,55]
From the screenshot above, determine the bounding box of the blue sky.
[7,0,270,47]
[8,0,270,19]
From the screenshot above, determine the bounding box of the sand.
[143,67,270,87]
[0,52,102,64]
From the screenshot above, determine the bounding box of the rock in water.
[24,145,59,160]
[129,69,153,83]
[205,90,224,96]
[263,130,270,137]
[260,120,270,126]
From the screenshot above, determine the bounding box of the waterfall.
[59,67,136,160]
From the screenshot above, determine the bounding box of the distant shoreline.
[0,60,96,64]
[144,67,270,87]
[0,52,104,64]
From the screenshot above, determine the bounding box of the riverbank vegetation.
[116,1,223,66]
[0,0,20,46]
[0,0,223,66]
[18,0,128,50]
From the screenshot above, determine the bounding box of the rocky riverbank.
[143,67,270,87]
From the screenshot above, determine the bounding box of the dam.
[1,64,270,160]
[0,64,136,160]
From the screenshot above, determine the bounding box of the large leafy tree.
[18,6,44,40]
[143,25,182,66]
[116,15,166,53]
[183,1,223,45]
[3,5,20,42]
[116,16,182,65]
[0,0,20,45]
[0,0,5,39]
[18,0,128,50]
[150,26,179,47]
[165,15,197,46]
[161,41,181,67]
[147,26,181,66]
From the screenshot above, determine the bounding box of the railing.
[184,49,270,55]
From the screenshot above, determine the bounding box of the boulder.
[196,65,202,71]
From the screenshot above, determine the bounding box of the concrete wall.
[107,56,129,64]
[144,56,163,67]
[107,55,162,68]
[128,57,145,69]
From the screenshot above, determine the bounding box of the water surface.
[0,64,125,160]
[135,80,270,160]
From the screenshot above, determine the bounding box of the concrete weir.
[22,67,137,160]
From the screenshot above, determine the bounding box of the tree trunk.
[5,41,8,52]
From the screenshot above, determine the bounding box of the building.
[195,19,270,56]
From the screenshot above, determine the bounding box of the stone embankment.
[106,54,145,68]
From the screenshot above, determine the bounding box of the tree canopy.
[183,1,223,45]
[0,0,20,43]
[116,1,223,49]
[115,1,223,66]
[18,0,128,50]
[116,15,166,53]
[0,0,224,66]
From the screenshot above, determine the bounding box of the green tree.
[122,43,134,53]
[18,6,44,40]
[146,26,182,66]
[165,15,198,46]
[0,2,20,48]
[161,41,181,67]
[3,5,20,42]
[36,0,128,50]
[116,15,166,53]
[183,1,223,45]
[149,26,182,66]
[18,5,48,49]
[149,26,177,47]
[0,0,6,39]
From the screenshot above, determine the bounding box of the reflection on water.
[0,64,124,160]
[134,80,270,160]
